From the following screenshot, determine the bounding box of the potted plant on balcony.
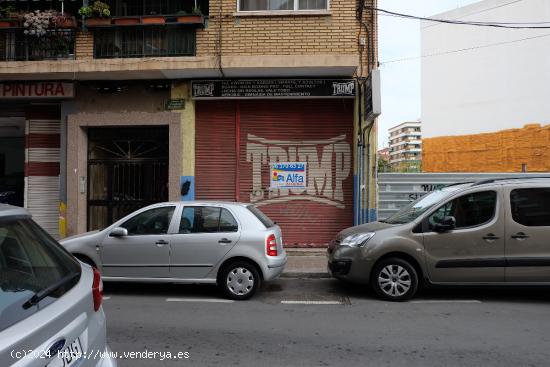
[142,11,165,25]
[0,5,18,28]
[23,10,55,36]
[176,7,203,24]
[79,1,111,27]
[54,13,77,28]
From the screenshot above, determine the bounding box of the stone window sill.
[233,10,331,17]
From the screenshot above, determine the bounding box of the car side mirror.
[434,216,456,233]
[109,227,128,237]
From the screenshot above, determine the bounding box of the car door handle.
[511,232,529,239]
[156,240,169,247]
[218,238,232,244]
[482,234,500,241]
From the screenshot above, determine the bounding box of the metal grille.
[87,127,169,230]
[93,27,195,59]
[0,29,75,61]
[113,0,209,16]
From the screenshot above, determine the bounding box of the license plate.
[46,337,83,367]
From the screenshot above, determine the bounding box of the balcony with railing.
[0,28,76,61]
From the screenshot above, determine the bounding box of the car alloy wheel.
[371,257,418,301]
[219,261,261,300]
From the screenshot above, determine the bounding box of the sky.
[377,0,481,148]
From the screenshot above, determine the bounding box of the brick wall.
[74,0,377,67]
[196,0,369,57]
[423,124,550,173]
[75,31,93,60]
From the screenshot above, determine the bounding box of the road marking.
[103,296,111,300]
[281,300,344,305]
[411,300,482,304]
[166,298,235,303]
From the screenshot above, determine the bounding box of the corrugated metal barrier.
[378,173,550,220]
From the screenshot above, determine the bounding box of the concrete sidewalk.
[282,248,328,278]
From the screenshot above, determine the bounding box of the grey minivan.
[60,202,286,300]
[0,205,116,367]
[328,178,550,301]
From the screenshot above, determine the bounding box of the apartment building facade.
[0,0,377,247]
[388,121,421,172]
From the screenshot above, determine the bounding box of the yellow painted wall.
[423,124,550,172]
[171,82,195,177]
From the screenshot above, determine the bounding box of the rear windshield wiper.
[22,271,81,310]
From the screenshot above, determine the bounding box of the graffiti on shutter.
[246,134,351,209]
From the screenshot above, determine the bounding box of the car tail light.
[266,234,278,257]
[92,268,103,312]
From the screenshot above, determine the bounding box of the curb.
[281,272,330,279]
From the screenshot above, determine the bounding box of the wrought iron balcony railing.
[0,29,76,61]
[93,26,195,59]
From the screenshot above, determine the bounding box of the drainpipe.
[355,81,363,226]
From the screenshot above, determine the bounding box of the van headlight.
[340,232,375,247]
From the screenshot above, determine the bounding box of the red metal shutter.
[239,100,354,247]
[195,99,354,247]
[195,101,237,201]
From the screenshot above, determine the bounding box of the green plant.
[80,1,111,18]
[92,1,111,17]
[0,4,15,19]
[175,10,188,16]
[78,6,93,17]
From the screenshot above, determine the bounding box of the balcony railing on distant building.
[0,29,76,61]
[93,27,195,59]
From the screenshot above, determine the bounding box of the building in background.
[0,0,378,247]
[421,0,550,172]
[388,121,422,172]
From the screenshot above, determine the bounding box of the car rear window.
[247,205,275,228]
[0,217,81,332]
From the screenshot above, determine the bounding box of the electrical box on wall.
[364,69,381,122]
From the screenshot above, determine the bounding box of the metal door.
[423,188,505,283]
[169,205,240,279]
[87,127,169,230]
[100,205,177,278]
[195,100,354,247]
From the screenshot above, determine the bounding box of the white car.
[61,202,287,300]
[0,205,116,367]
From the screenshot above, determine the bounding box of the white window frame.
[236,0,331,13]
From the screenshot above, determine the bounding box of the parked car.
[328,177,550,301]
[60,202,287,300]
[0,205,116,367]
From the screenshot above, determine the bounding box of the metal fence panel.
[378,173,550,219]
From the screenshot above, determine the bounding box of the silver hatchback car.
[0,205,116,367]
[61,202,287,300]
[328,178,550,301]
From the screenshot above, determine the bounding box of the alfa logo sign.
[270,163,307,189]
[0,82,74,99]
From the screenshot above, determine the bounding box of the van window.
[510,188,550,227]
[0,218,81,332]
[429,191,497,229]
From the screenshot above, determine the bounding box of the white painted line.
[281,300,343,305]
[103,296,111,300]
[411,300,482,304]
[166,298,235,303]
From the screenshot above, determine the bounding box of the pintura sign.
[0,82,74,99]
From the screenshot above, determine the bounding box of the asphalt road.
[103,278,550,367]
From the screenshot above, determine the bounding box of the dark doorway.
[87,127,169,231]
[0,113,25,208]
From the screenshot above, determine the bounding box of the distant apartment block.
[388,121,422,171]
